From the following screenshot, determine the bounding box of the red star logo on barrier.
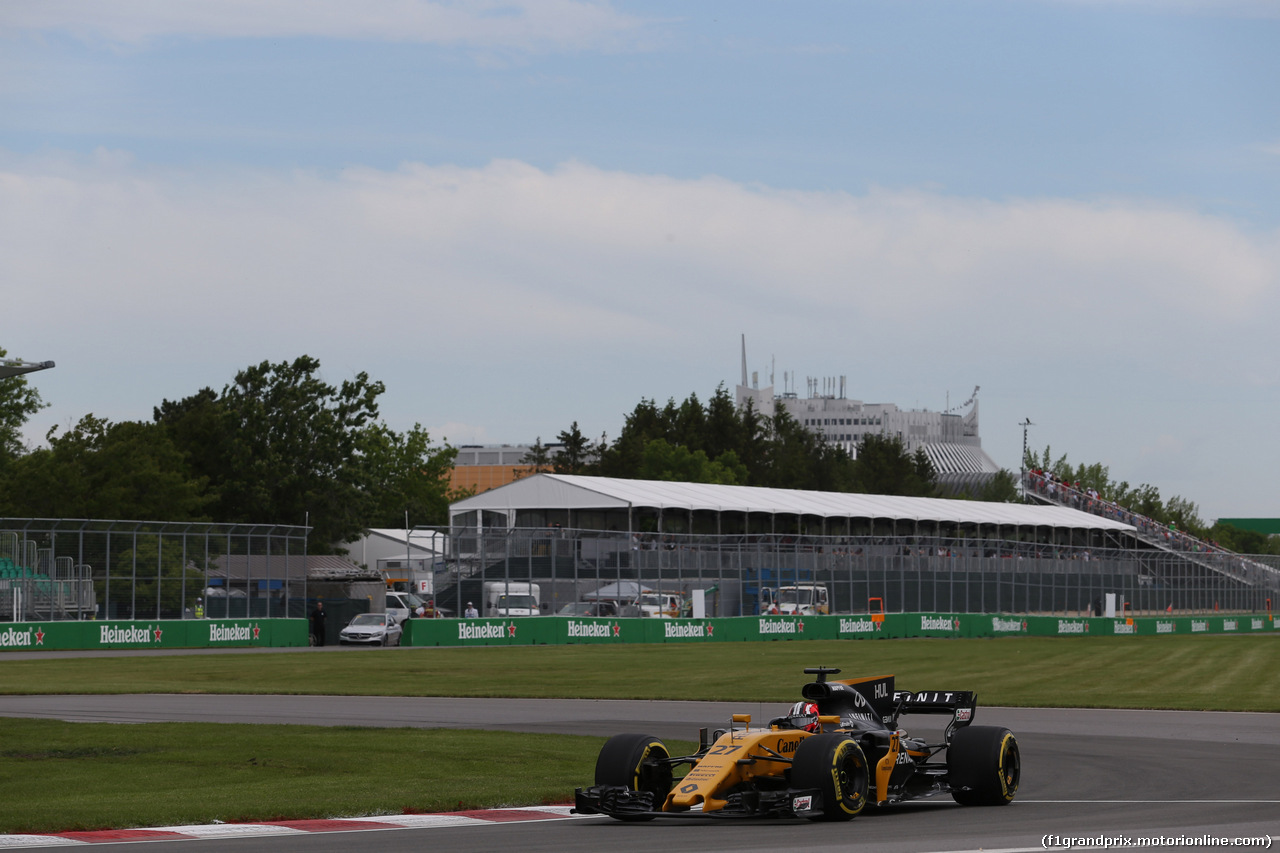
[34,627,45,645]
[797,620,805,633]
[1085,622,1091,632]
[1021,620,1028,631]
[612,623,621,637]
[705,623,715,637]
[252,624,261,640]
[953,619,961,630]
[152,626,163,643]
[507,622,517,638]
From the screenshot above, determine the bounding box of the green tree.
[157,355,456,549]
[1022,445,1209,537]
[357,423,461,529]
[976,469,1020,502]
[596,399,665,477]
[517,437,553,478]
[553,421,592,474]
[0,346,48,460]
[113,535,210,620]
[0,415,209,520]
[636,438,747,485]
[851,433,938,497]
[1209,522,1280,556]
[671,393,707,454]
[703,385,744,460]
[152,387,231,501]
[216,356,378,543]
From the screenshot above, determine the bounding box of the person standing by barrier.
[464,601,479,618]
[194,598,204,619]
[310,601,327,646]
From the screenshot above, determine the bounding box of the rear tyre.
[594,733,673,821]
[948,726,1020,805]
[791,734,869,821]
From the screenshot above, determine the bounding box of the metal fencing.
[1,520,310,622]
[440,527,1280,619]
[7,517,1272,623]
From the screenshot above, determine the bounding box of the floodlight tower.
[0,359,55,379]
[1019,418,1034,502]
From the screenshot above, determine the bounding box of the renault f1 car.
[574,667,1019,822]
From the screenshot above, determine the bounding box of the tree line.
[0,353,461,550]
[525,385,1019,502]
[4,346,1269,554]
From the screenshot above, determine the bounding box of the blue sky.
[3,1,1279,520]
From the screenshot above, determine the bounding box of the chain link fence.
[438,527,1279,619]
[6,518,1272,624]
[1,520,309,622]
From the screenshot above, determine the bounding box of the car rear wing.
[892,690,977,735]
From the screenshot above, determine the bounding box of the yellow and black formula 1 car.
[574,667,1019,822]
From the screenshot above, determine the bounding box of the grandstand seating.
[1023,471,1280,590]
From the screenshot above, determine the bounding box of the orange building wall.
[449,465,546,495]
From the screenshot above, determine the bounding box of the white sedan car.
[338,613,403,646]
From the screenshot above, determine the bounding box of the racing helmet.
[789,700,821,732]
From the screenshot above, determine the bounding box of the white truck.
[636,592,683,618]
[483,581,541,617]
[760,583,829,616]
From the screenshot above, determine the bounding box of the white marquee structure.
[450,474,1136,541]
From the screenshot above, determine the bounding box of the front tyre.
[593,733,673,821]
[948,726,1020,806]
[791,734,870,821]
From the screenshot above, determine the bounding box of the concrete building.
[735,338,1001,491]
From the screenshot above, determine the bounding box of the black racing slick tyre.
[593,733,673,820]
[791,734,870,821]
[948,726,1020,806]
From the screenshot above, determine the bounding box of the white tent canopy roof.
[581,581,653,600]
[450,474,1135,532]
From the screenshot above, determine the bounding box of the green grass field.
[3,635,1278,710]
[0,718,651,834]
[1,635,1276,833]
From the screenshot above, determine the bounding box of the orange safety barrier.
[868,596,885,624]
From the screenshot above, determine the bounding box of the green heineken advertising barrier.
[3,612,1272,651]
[402,611,1274,647]
[0,619,309,651]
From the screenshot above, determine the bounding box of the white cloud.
[0,0,651,50]
[4,152,1278,361]
[1045,0,1280,18]
[4,151,1280,517]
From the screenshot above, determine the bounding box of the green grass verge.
[3,635,1278,711]
[0,719,677,835]
[2,635,1276,833]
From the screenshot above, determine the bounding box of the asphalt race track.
[2,690,1278,853]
